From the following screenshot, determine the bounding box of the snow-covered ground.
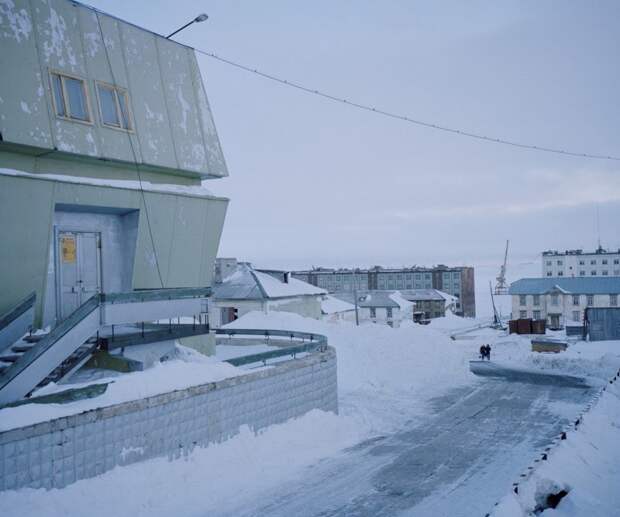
[492,380,620,517]
[1,311,619,517]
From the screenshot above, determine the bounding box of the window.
[614,259,619,265]
[572,311,581,322]
[50,71,91,122]
[591,270,597,276]
[587,295,594,306]
[579,270,586,276]
[546,272,552,277]
[611,295,618,307]
[533,310,541,320]
[602,259,608,265]
[519,310,527,319]
[591,260,597,265]
[579,260,585,266]
[96,82,132,130]
[572,294,580,305]
[551,294,559,306]
[557,260,563,265]
[546,261,552,266]
[615,270,620,276]
[533,295,540,306]
[519,295,527,306]
[603,270,609,276]
[369,307,376,318]
[386,307,393,318]
[558,271,564,276]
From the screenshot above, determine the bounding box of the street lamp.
[166,13,209,39]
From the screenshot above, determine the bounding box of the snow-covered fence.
[0,346,337,492]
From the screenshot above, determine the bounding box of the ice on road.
[221,377,593,517]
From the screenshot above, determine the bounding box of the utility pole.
[352,268,359,326]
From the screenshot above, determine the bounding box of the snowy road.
[218,376,594,517]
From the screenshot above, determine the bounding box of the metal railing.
[215,328,328,367]
[0,291,36,332]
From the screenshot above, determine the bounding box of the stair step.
[11,343,34,353]
[0,353,22,363]
[23,334,48,343]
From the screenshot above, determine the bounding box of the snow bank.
[0,355,240,432]
[491,381,620,516]
[0,409,366,517]
[225,311,477,432]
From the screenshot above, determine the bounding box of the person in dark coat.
[484,344,492,360]
[479,344,486,360]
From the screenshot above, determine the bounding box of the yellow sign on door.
[61,236,76,263]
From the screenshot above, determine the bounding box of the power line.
[195,48,620,162]
[96,13,166,288]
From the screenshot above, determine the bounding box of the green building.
[0,0,229,329]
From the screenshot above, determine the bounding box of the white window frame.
[49,69,93,124]
[95,80,134,132]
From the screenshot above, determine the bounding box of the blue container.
[586,308,620,341]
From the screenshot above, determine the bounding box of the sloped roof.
[321,295,355,314]
[213,264,326,301]
[332,290,410,309]
[509,277,620,295]
[400,289,445,302]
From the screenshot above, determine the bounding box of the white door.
[58,231,101,320]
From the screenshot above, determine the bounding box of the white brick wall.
[0,348,337,491]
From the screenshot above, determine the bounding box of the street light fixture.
[166,13,209,39]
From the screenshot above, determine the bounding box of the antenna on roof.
[596,205,602,251]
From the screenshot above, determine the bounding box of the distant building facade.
[332,291,413,328]
[509,277,620,329]
[292,265,475,317]
[542,248,620,278]
[211,259,326,327]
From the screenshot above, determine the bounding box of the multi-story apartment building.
[542,248,620,278]
[509,277,620,329]
[0,0,229,327]
[292,265,475,317]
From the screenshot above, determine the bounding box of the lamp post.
[166,13,209,39]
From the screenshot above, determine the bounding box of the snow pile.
[491,380,620,516]
[0,354,241,432]
[224,311,476,432]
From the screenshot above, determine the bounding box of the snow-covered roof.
[321,295,355,315]
[213,264,326,301]
[509,277,620,295]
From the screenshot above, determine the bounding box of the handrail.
[215,327,328,367]
[0,287,212,392]
[0,291,36,332]
[0,295,101,390]
[103,287,211,304]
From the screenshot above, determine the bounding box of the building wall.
[209,296,322,328]
[0,172,228,325]
[512,293,619,325]
[0,348,338,491]
[267,296,322,320]
[292,266,475,317]
[542,251,620,278]
[0,0,227,179]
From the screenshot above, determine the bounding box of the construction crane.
[494,240,509,295]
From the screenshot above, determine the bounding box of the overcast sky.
[91,0,620,272]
